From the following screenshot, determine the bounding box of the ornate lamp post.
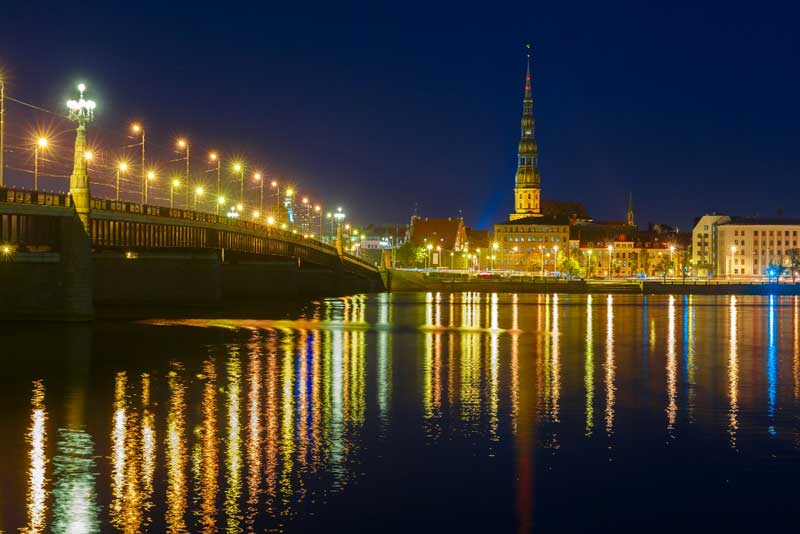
[66,83,96,231]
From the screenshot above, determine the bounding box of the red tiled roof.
[408,217,464,249]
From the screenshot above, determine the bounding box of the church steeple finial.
[524,43,532,101]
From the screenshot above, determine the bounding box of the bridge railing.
[1,188,378,272]
[90,196,378,271]
[1,187,73,208]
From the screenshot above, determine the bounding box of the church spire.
[524,44,533,102]
[509,43,542,221]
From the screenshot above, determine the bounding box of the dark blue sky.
[2,1,799,230]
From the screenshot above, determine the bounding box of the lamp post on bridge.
[170,179,181,209]
[209,152,221,213]
[194,186,204,210]
[254,172,263,214]
[131,123,145,203]
[66,83,96,232]
[33,137,48,191]
[115,161,128,201]
[177,138,190,209]
[233,162,244,208]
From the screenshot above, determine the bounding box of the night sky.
[2,1,799,231]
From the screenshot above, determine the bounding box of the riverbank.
[384,269,800,295]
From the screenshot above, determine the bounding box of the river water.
[1,292,799,533]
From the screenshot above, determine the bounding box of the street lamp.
[131,123,146,203]
[145,170,156,205]
[233,162,244,207]
[170,178,181,209]
[554,245,560,276]
[426,243,433,270]
[33,137,48,190]
[116,161,128,201]
[217,195,226,215]
[177,138,190,209]
[587,249,593,278]
[194,186,204,210]
[209,152,221,212]
[254,172,263,213]
[314,205,322,239]
[669,245,676,278]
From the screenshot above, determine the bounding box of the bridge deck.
[0,188,378,274]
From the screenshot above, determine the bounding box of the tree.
[395,242,426,268]
[765,261,783,282]
[788,249,800,282]
[559,256,581,278]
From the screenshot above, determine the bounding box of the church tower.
[509,45,542,221]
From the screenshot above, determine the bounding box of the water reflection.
[25,381,47,534]
[8,293,800,532]
[729,296,739,448]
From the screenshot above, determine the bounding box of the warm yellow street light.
[131,123,146,203]
[194,185,204,210]
[145,170,156,205]
[84,151,93,161]
[232,162,244,206]
[115,161,129,201]
[267,216,275,225]
[209,152,222,213]
[254,171,264,213]
[177,138,190,208]
[170,178,181,209]
[33,136,49,190]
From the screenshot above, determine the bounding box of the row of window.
[503,236,562,243]
[733,239,798,247]
[500,226,566,233]
[733,229,799,237]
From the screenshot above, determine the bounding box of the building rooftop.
[495,214,571,226]
[721,217,800,226]
[407,217,465,249]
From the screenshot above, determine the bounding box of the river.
[1,292,798,532]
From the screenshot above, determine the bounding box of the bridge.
[0,187,383,320]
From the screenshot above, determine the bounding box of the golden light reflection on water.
[666,295,678,434]
[585,295,594,436]
[166,369,187,534]
[226,352,243,533]
[729,296,739,448]
[15,293,800,533]
[25,380,47,534]
[198,359,218,533]
[605,295,616,436]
